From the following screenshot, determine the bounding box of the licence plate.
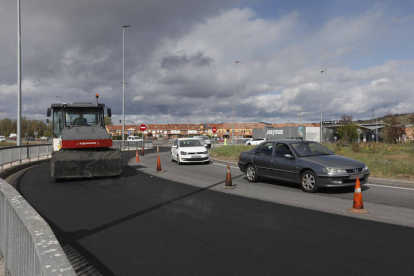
[192,155,201,158]
[349,174,364,179]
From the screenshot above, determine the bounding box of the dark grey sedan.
[238,140,370,193]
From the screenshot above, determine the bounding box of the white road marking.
[365,184,414,191]
[213,163,239,169]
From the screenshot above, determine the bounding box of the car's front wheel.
[246,164,259,182]
[171,153,175,162]
[247,143,251,146]
[300,170,319,193]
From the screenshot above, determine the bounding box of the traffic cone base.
[348,208,369,214]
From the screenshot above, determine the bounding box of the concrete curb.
[210,158,414,189]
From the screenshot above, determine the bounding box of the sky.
[0,0,413,125]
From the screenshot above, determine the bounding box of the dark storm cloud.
[161,52,213,70]
[0,0,236,118]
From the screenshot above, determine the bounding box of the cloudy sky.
[1,0,413,125]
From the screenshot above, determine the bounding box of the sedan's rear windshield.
[290,142,333,157]
[180,139,203,147]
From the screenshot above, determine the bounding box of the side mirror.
[173,145,178,148]
[107,108,112,117]
[284,154,294,159]
[47,108,51,117]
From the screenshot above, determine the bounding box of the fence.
[112,140,154,151]
[0,145,53,170]
[0,178,76,276]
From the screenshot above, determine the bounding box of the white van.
[127,136,143,142]
[0,136,6,142]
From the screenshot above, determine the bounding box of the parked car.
[0,136,6,142]
[171,138,210,164]
[127,136,143,142]
[193,136,211,148]
[9,133,17,140]
[27,137,35,141]
[246,138,267,145]
[238,140,370,193]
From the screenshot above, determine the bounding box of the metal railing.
[0,178,76,276]
[112,140,154,151]
[0,145,53,170]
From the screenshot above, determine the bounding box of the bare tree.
[384,112,405,144]
[337,114,358,142]
[341,114,353,122]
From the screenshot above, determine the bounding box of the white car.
[171,138,210,164]
[0,136,6,142]
[193,136,211,148]
[246,138,267,145]
[127,136,143,142]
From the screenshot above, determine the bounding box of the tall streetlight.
[122,25,131,150]
[17,0,22,146]
[232,61,241,145]
[320,70,324,143]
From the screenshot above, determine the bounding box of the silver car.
[238,140,370,193]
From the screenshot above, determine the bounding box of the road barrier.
[0,145,53,170]
[223,164,235,189]
[348,178,369,214]
[0,178,76,276]
[156,156,162,172]
[112,141,153,151]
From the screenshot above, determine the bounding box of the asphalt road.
[18,149,414,276]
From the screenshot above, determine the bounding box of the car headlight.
[323,167,347,174]
[204,150,208,154]
[364,165,368,171]
[180,151,187,155]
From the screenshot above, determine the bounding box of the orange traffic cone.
[135,150,139,163]
[348,178,368,214]
[223,164,235,189]
[156,156,162,172]
[141,146,145,156]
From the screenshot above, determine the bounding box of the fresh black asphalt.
[18,151,414,276]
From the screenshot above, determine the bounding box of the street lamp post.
[320,70,324,143]
[17,0,22,146]
[122,25,131,150]
[232,61,241,145]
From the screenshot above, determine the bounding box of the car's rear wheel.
[246,164,259,182]
[177,154,181,165]
[300,170,319,193]
[247,143,251,145]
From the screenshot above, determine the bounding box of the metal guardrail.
[112,140,154,150]
[0,145,53,170]
[0,178,76,276]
